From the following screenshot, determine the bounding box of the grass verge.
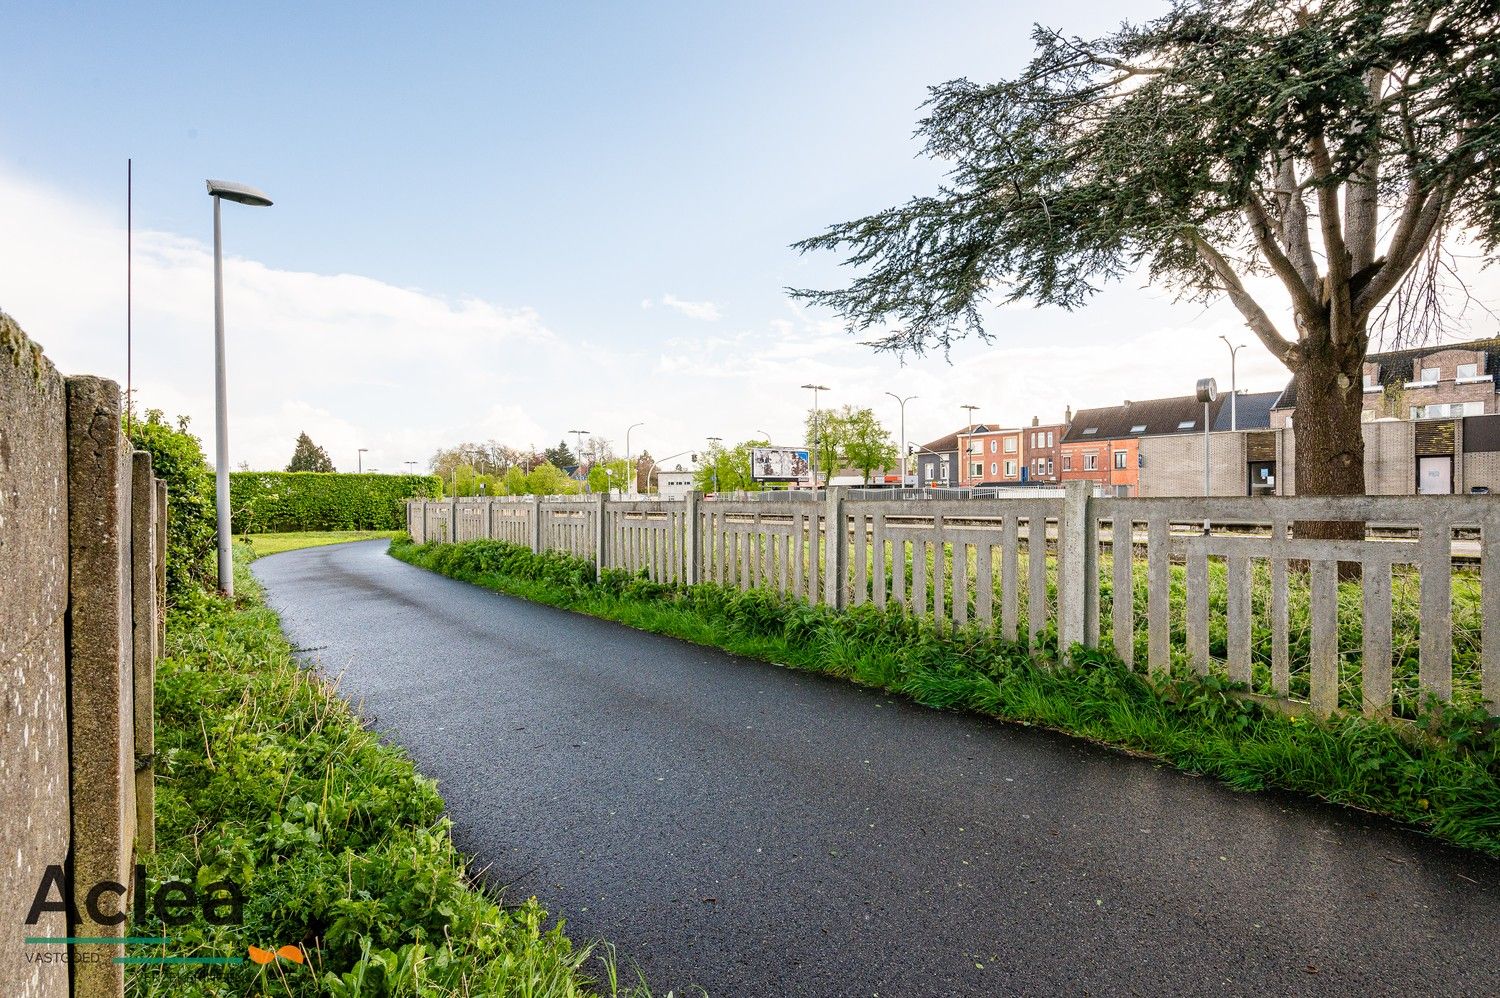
[390,536,1500,857]
[237,530,403,560]
[132,550,658,997]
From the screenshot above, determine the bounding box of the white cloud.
[659,293,721,321]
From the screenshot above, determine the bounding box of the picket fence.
[408,487,1500,720]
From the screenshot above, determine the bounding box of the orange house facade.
[1060,395,1226,497]
[956,425,1024,485]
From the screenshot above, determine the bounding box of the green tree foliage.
[230,473,441,532]
[125,409,217,604]
[523,462,577,495]
[691,438,766,494]
[502,465,528,496]
[587,458,634,495]
[794,0,1500,498]
[543,440,576,468]
[839,408,897,483]
[285,432,336,473]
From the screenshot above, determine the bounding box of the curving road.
[253,540,1499,997]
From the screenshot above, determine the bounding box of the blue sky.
[2,0,1422,471]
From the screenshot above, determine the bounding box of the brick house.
[1271,337,1500,427]
[1060,394,1227,496]
[1020,414,1069,484]
[957,424,1024,485]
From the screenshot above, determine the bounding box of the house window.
[1062,454,1072,471]
[1047,458,1054,475]
[1083,454,1098,471]
[1412,402,1483,419]
[1420,366,1440,383]
[989,439,998,453]
[1004,460,1017,477]
[1114,451,1128,470]
[1177,420,1195,430]
[971,462,982,477]
[1130,424,1146,433]
[1458,362,1479,379]
[1004,438,1017,453]
[1364,373,1379,389]
[1047,432,1054,447]
[1082,427,1098,435]
[990,461,998,475]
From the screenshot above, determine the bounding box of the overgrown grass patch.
[237,530,403,561]
[133,552,658,997]
[391,537,1500,857]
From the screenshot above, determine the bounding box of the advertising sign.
[751,446,811,482]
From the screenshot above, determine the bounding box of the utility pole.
[802,383,830,497]
[358,448,368,473]
[885,392,917,487]
[706,436,722,494]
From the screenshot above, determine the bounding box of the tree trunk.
[1292,337,1366,546]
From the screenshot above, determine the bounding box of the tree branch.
[1186,231,1298,365]
[1354,178,1453,319]
[1344,68,1385,273]
[1274,154,1318,289]
[1245,197,1320,325]
[1308,133,1353,342]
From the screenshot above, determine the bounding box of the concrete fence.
[2,316,164,998]
[411,487,1500,722]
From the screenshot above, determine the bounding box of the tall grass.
[391,537,1500,857]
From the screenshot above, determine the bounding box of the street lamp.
[706,436,722,494]
[1196,377,1219,531]
[358,448,368,473]
[625,422,644,498]
[206,178,273,596]
[405,461,417,474]
[801,383,830,497]
[885,392,917,487]
[1219,335,1245,430]
[568,429,590,480]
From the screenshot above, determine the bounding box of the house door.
[1247,461,1276,497]
[1417,456,1453,495]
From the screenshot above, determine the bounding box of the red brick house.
[956,424,1023,485]
[1061,395,1226,496]
[1271,337,1500,426]
[1020,414,1068,484]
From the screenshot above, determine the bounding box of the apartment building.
[1020,414,1068,484]
[914,428,965,486]
[1272,337,1500,426]
[957,424,1024,485]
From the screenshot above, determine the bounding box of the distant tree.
[525,462,577,495]
[841,408,898,483]
[692,439,763,494]
[543,440,577,468]
[587,458,634,495]
[286,432,335,473]
[501,465,528,496]
[794,0,1500,505]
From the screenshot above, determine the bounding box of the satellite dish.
[1195,378,1219,403]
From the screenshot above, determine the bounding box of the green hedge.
[230,472,441,533]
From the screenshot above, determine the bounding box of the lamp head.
[206,179,273,207]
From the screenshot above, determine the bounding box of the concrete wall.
[0,315,71,998]
[1363,421,1415,494]
[1,314,162,998]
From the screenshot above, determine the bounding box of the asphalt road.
[253,540,1499,997]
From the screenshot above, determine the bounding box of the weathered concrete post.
[154,479,167,653]
[65,376,135,998]
[684,490,702,585]
[448,498,458,543]
[594,493,608,580]
[130,453,156,854]
[823,488,846,609]
[1058,480,1093,658]
[529,496,542,552]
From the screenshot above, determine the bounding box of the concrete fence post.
[684,491,702,584]
[65,376,135,998]
[823,488,846,609]
[529,496,542,552]
[130,453,156,855]
[1058,480,1093,657]
[594,493,608,580]
[448,498,458,544]
[154,479,167,657]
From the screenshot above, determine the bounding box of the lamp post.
[568,428,590,479]
[801,383,829,497]
[647,450,691,496]
[1196,377,1219,532]
[405,461,417,474]
[706,436,722,494]
[625,422,644,497]
[885,392,917,487]
[1219,336,1245,430]
[206,178,273,596]
[358,448,368,473]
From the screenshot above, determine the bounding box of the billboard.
[751,446,811,482]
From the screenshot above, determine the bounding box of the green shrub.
[390,537,1500,856]
[230,472,441,533]
[126,409,217,605]
[133,554,650,997]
